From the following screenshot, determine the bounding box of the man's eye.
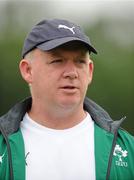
[51,59,63,63]
[77,59,86,64]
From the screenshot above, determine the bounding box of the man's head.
[19,19,96,115]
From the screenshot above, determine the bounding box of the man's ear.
[88,61,94,85]
[19,59,33,84]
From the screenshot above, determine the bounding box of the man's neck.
[28,104,86,130]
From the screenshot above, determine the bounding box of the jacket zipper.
[106,129,118,180]
[106,117,126,180]
[0,124,14,180]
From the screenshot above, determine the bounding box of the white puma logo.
[58,24,75,34]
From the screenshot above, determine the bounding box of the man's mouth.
[62,86,76,89]
[59,85,79,93]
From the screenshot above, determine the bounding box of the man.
[0,19,134,180]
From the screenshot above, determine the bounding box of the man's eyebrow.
[50,50,62,57]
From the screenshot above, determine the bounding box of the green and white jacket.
[0,97,134,180]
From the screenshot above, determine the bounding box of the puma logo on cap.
[58,24,75,34]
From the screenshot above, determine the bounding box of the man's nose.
[63,61,78,79]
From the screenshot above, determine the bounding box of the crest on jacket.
[113,144,128,167]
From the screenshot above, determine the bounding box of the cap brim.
[37,37,97,54]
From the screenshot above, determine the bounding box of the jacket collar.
[84,97,125,133]
[0,97,125,135]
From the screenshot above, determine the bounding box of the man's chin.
[58,98,81,110]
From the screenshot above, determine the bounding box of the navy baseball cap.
[22,19,97,58]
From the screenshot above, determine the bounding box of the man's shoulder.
[119,128,134,139]
[118,128,134,148]
[0,97,32,136]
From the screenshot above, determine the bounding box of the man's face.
[20,46,93,113]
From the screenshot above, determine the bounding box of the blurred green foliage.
[0,2,133,135]
[87,22,134,135]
